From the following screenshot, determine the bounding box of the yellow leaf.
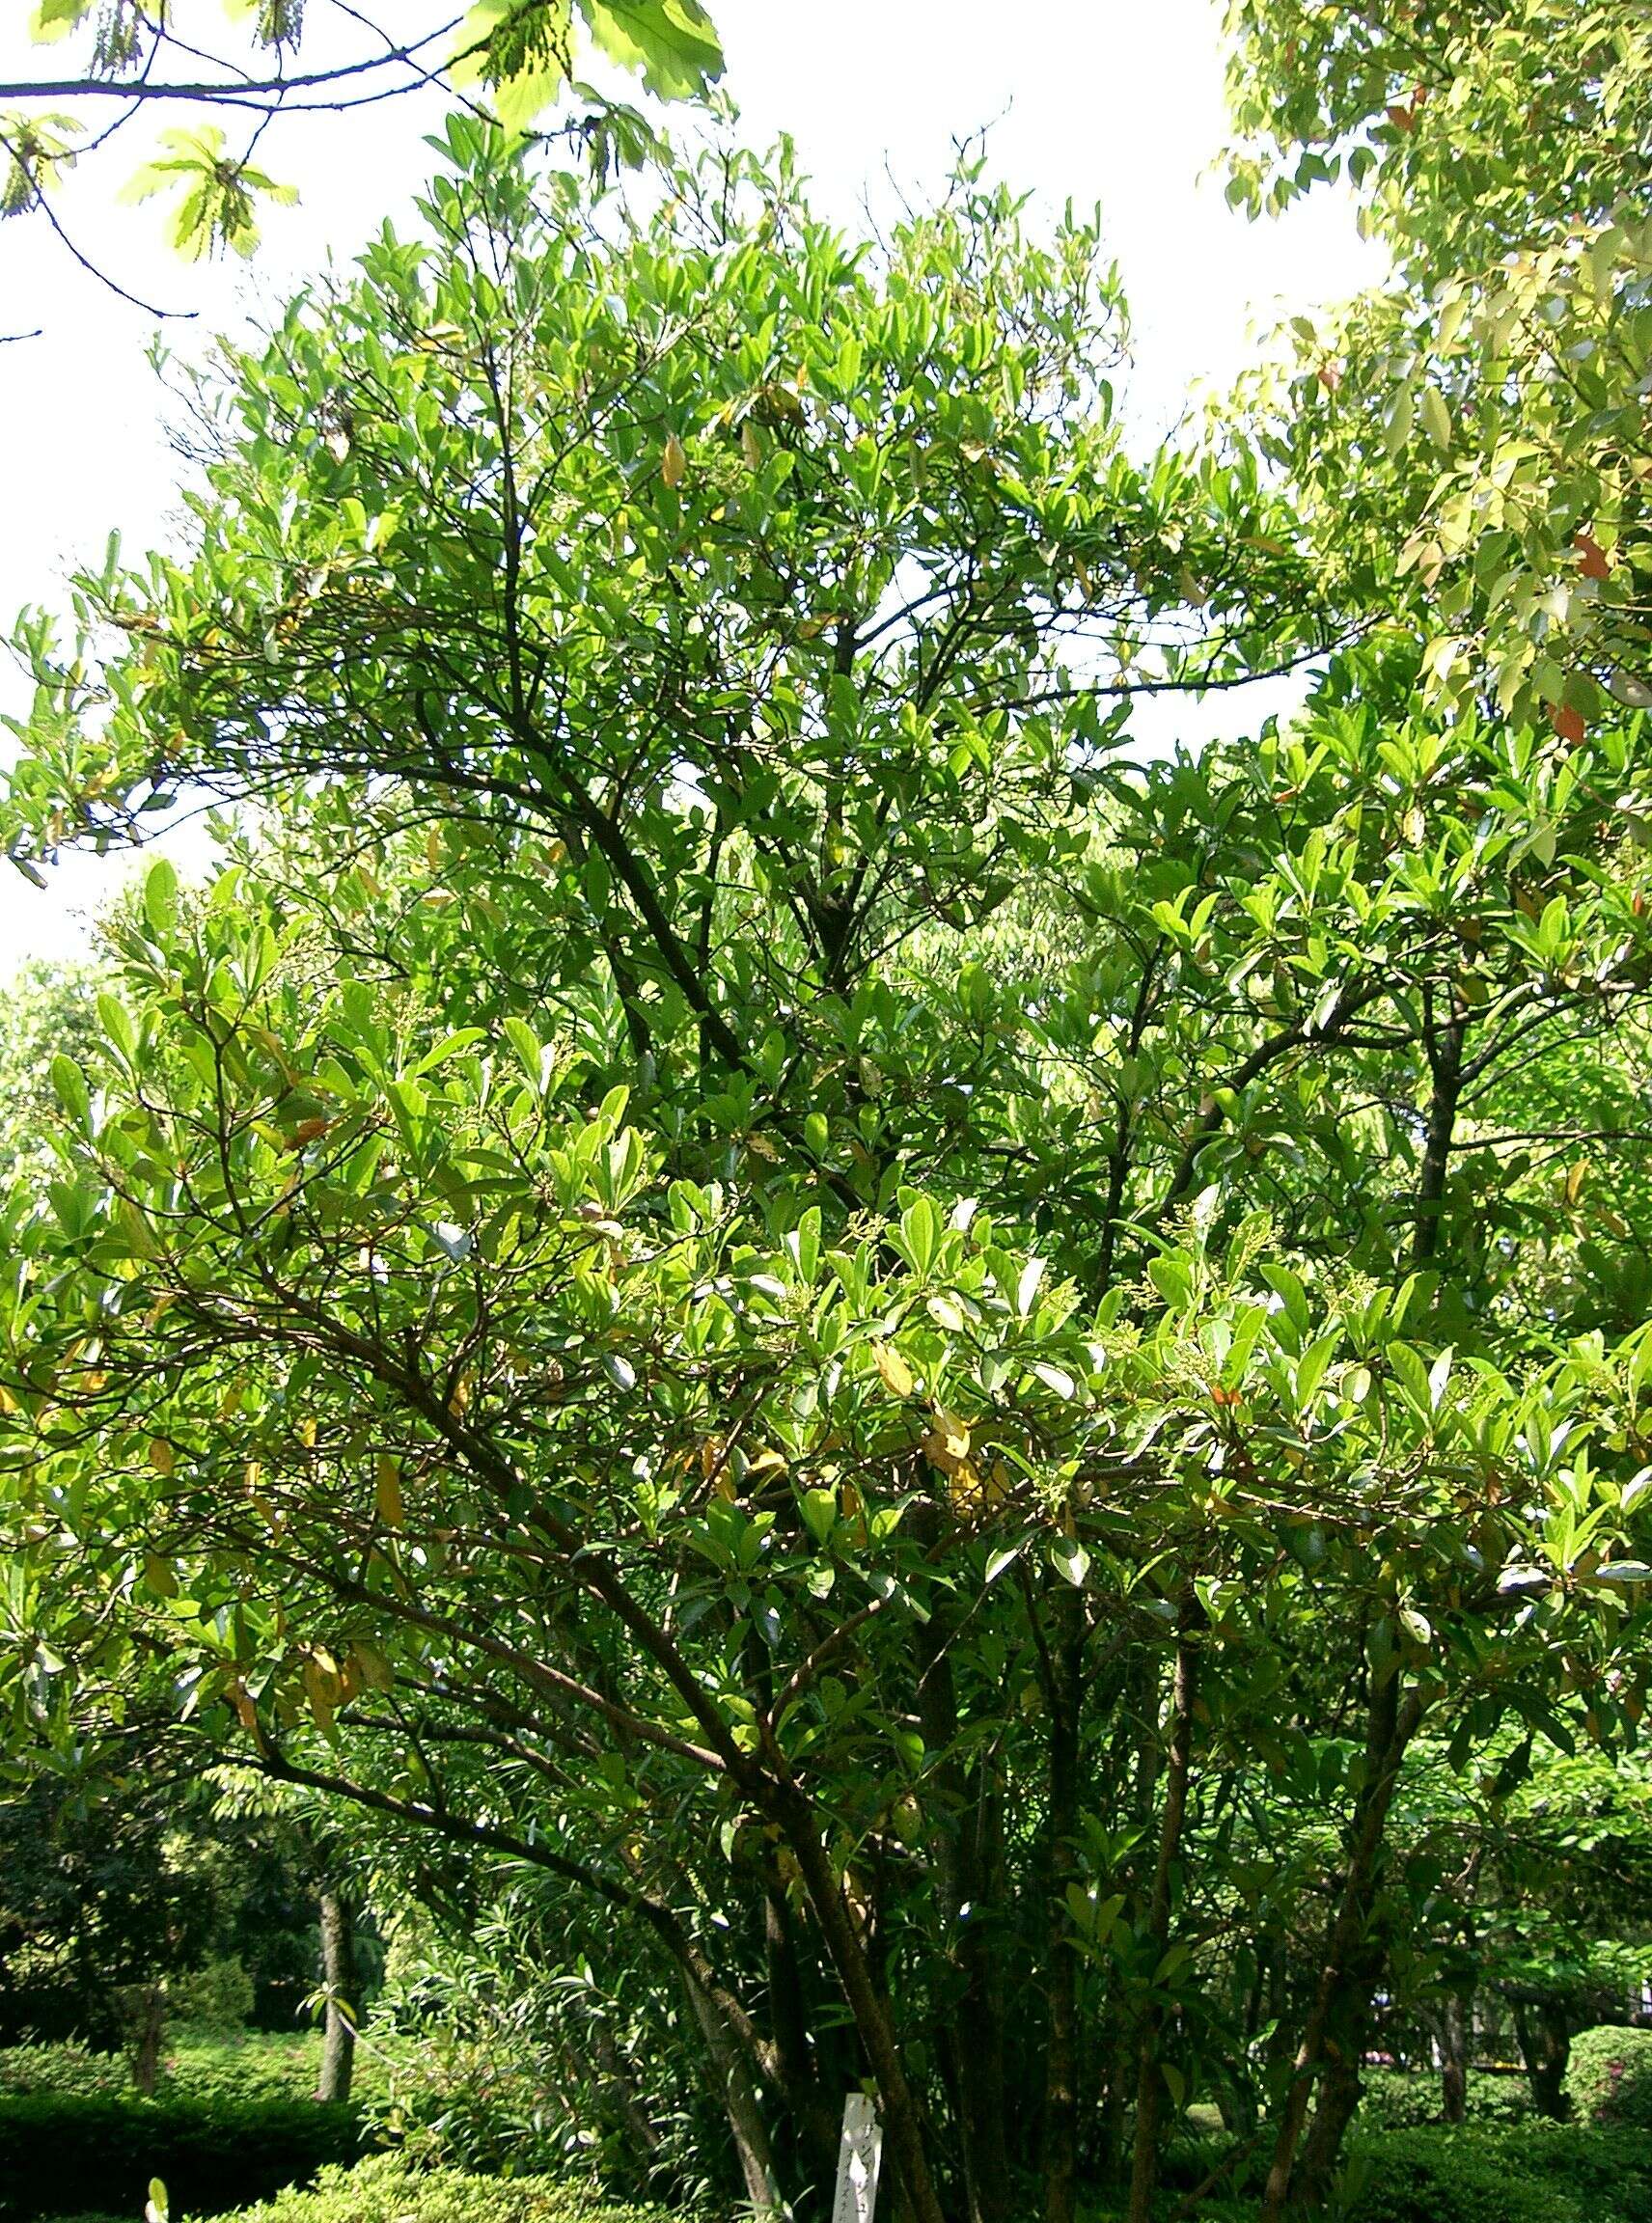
[947,1460,988,1514]
[302,1657,338,1733]
[921,1409,972,1476]
[375,1454,405,1528]
[148,1437,175,1476]
[871,1343,915,1398]
[662,431,688,488]
[352,1640,395,1693]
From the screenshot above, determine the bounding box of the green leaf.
[1050,1535,1089,1587]
[29,0,96,40]
[49,1052,90,1128]
[143,854,179,934]
[800,1488,837,1548]
[1419,386,1452,451]
[581,0,724,98]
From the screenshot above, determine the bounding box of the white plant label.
[831,2091,884,2223]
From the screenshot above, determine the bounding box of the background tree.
[1221,0,1652,735]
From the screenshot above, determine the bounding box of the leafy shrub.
[360,2031,582,2180]
[1564,2024,1652,2129]
[1342,2124,1652,2223]
[0,2032,390,2108]
[223,2154,677,2223]
[0,2091,364,2223]
[0,2042,128,2099]
[170,1958,256,2034]
[1357,2068,1533,2129]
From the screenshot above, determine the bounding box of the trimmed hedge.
[1565,2024,1652,2130]
[213,2155,677,2223]
[1341,2123,1652,2223]
[1111,2122,1652,2222]
[0,2032,387,2108]
[0,2092,364,2223]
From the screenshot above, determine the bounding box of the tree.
[1221,0,1652,735]
[0,960,100,1185]
[3,122,1652,2223]
[0,0,722,314]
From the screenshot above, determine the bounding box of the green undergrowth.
[0,2030,391,2107]
[191,2154,684,2223]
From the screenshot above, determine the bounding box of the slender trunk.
[126,1984,166,2097]
[1293,2038,1364,2209]
[776,1785,948,2223]
[316,1889,357,2104]
[1043,1581,1087,2223]
[1513,1996,1572,2120]
[684,1968,783,2215]
[1413,998,1466,1268]
[959,1773,1011,2223]
[1096,2032,1128,2187]
[1094,1649,1155,2187]
[1126,1612,1199,2223]
[915,1529,1011,2223]
[590,2016,665,2164]
[1440,1987,1472,2125]
[764,1882,840,2196]
[1260,1668,1426,2221]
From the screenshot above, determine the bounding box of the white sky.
[0,0,1382,985]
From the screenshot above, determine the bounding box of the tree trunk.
[915,1536,1012,2223]
[1413,1000,1466,1268]
[1042,1580,1087,2223]
[775,1784,948,2223]
[1292,2037,1364,2209]
[1440,1987,1472,2126]
[685,1968,784,2215]
[316,1889,357,2104]
[1260,1666,1426,2221]
[125,1983,166,2097]
[763,1882,840,2198]
[1126,1608,1199,2223]
[590,2015,665,2165]
[1513,1996,1572,2120]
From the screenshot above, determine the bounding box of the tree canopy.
[2,14,1651,2223]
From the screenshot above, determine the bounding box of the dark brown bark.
[1513,1996,1572,2119]
[774,1784,948,2223]
[1440,1988,1472,2125]
[762,1883,840,2198]
[1292,2037,1364,2209]
[1412,997,1466,1268]
[124,1983,165,2097]
[915,1530,1011,2223]
[1260,1665,1427,2221]
[1042,1580,1087,2223]
[1126,1611,1200,2223]
[316,1888,357,2104]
